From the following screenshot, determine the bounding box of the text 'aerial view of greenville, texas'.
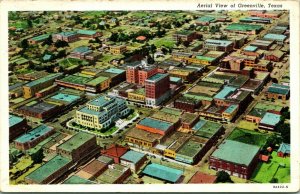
[8,10,291,185]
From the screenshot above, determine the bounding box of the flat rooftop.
[146,73,168,82]
[120,150,146,164]
[260,112,281,126]
[205,39,233,47]
[248,108,266,118]
[26,155,71,184]
[225,23,263,31]
[50,93,80,103]
[142,163,183,183]
[63,175,95,184]
[211,140,260,166]
[214,86,237,100]
[58,132,95,153]
[86,76,110,86]
[15,125,53,144]
[263,33,287,41]
[25,73,62,88]
[160,107,183,116]
[126,128,162,143]
[224,104,238,114]
[151,111,180,124]
[181,112,198,124]
[19,101,58,114]
[104,68,125,74]
[58,75,92,85]
[244,45,258,52]
[176,140,203,158]
[138,117,173,132]
[193,119,223,139]
[267,83,290,95]
[9,114,24,128]
[254,102,283,112]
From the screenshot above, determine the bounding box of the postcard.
[0,0,299,192]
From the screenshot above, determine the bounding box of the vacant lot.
[251,152,290,183]
[227,128,269,147]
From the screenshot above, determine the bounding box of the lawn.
[9,20,28,29]
[59,58,88,68]
[100,53,124,63]
[227,128,269,147]
[149,37,175,49]
[67,39,90,52]
[237,120,258,131]
[10,163,43,185]
[251,152,290,183]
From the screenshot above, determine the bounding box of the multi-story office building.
[76,95,130,129]
[145,73,170,106]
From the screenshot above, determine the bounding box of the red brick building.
[9,115,28,142]
[101,144,129,164]
[145,73,170,106]
[209,140,260,179]
[14,125,55,150]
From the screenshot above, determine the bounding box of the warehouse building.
[17,101,60,120]
[265,83,290,101]
[225,23,263,35]
[14,125,55,150]
[136,117,174,136]
[23,73,63,99]
[57,132,99,164]
[9,114,28,142]
[142,163,183,183]
[25,155,72,184]
[209,140,260,179]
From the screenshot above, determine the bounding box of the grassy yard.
[251,152,290,183]
[9,20,29,29]
[149,36,175,49]
[67,39,90,52]
[59,58,88,68]
[227,128,269,147]
[10,163,43,185]
[237,120,258,131]
[100,53,124,63]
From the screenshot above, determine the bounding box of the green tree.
[20,39,29,49]
[109,32,118,42]
[27,19,33,28]
[216,171,233,183]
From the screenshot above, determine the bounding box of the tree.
[109,32,118,42]
[54,40,69,48]
[20,39,28,49]
[270,178,278,183]
[216,171,233,183]
[275,122,290,143]
[281,107,290,120]
[42,35,53,46]
[31,148,44,164]
[272,78,278,83]
[27,19,33,28]
[183,41,190,47]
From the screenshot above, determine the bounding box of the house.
[100,144,129,164]
[136,36,147,42]
[277,143,290,157]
